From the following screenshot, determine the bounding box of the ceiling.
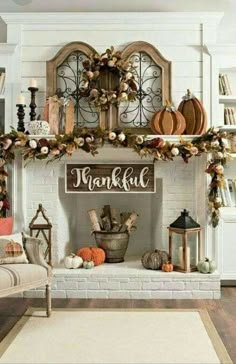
[0,0,236,43]
[0,0,233,12]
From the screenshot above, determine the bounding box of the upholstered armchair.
[0,235,52,317]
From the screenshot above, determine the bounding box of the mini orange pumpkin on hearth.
[162,262,174,272]
[77,247,105,266]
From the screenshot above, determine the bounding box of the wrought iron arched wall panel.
[119,41,171,133]
[47,42,99,128]
[47,41,171,132]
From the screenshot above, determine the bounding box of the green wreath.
[80,46,138,110]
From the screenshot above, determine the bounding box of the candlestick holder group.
[28,86,39,122]
[16,104,26,132]
[16,83,39,132]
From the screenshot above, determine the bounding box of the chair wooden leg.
[46,284,51,317]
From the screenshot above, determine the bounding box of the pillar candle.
[178,246,190,270]
[16,94,25,105]
[29,79,37,88]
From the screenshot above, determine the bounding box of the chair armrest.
[22,234,52,277]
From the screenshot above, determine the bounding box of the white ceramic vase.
[28,120,50,135]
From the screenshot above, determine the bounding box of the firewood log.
[87,209,101,231]
[119,212,139,233]
[101,216,111,232]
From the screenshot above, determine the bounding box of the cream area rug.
[0,308,232,364]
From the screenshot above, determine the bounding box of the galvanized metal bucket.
[94,231,129,263]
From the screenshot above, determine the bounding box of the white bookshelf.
[0,43,17,133]
[219,95,236,104]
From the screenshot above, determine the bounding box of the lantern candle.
[178,246,190,271]
[29,79,37,88]
[16,94,25,105]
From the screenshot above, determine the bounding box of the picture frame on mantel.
[46,41,171,134]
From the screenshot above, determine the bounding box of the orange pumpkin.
[162,262,174,272]
[77,247,105,266]
[151,101,186,135]
[178,89,207,135]
[5,240,23,257]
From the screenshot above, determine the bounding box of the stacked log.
[88,205,138,233]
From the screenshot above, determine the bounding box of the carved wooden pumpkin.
[77,247,105,266]
[197,258,216,274]
[162,262,174,272]
[141,249,169,270]
[151,102,186,135]
[178,89,207,135]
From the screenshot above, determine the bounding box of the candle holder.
[28,86,39,121]
[16,104,26,132]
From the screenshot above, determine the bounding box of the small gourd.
[64,253,83,269]
[197,258,216,274]
[141,249,169,270]
[162,261,174,272]
[151,101,186,135]
[83,260,95,269]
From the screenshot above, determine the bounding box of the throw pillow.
[0,233,29,264]
[0,217,13,235]
[22,235,47,267]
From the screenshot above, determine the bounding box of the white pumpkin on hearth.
[64,254,83,269]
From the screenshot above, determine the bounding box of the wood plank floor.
[0,287,236,363]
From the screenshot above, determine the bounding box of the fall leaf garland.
[0,127,233,227]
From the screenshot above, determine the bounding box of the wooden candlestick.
[28,86,39,121]
[16,104,26,132]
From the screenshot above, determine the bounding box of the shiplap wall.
[11,17,208,124]
[1,12,223,129]
[20,26,202,120]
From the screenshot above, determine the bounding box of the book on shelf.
[0,72,5,95]
[219,73,232,96]
[221,179,236,207]
[224,107,236,125]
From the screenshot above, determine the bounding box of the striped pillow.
[0,233,28,264]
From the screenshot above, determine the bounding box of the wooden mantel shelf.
[28,135,200,143]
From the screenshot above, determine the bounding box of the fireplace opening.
[56,178,162,266]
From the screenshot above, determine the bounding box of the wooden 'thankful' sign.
[66,164,155,193]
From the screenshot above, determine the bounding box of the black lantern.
[168,209,202,273]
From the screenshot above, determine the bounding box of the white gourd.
[197,257,216,274]
[64,253,83,269]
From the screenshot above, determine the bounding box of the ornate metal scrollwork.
[119,52,162,128]
[56,51,99,128]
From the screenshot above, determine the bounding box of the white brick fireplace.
[14,145,220,299]
[1,12,222,298]
[23,144,204,265]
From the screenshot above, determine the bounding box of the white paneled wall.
[1,12,222,123]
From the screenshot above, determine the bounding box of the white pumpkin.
[64,253,83,269]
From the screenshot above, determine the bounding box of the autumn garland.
[0,127,233,227]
